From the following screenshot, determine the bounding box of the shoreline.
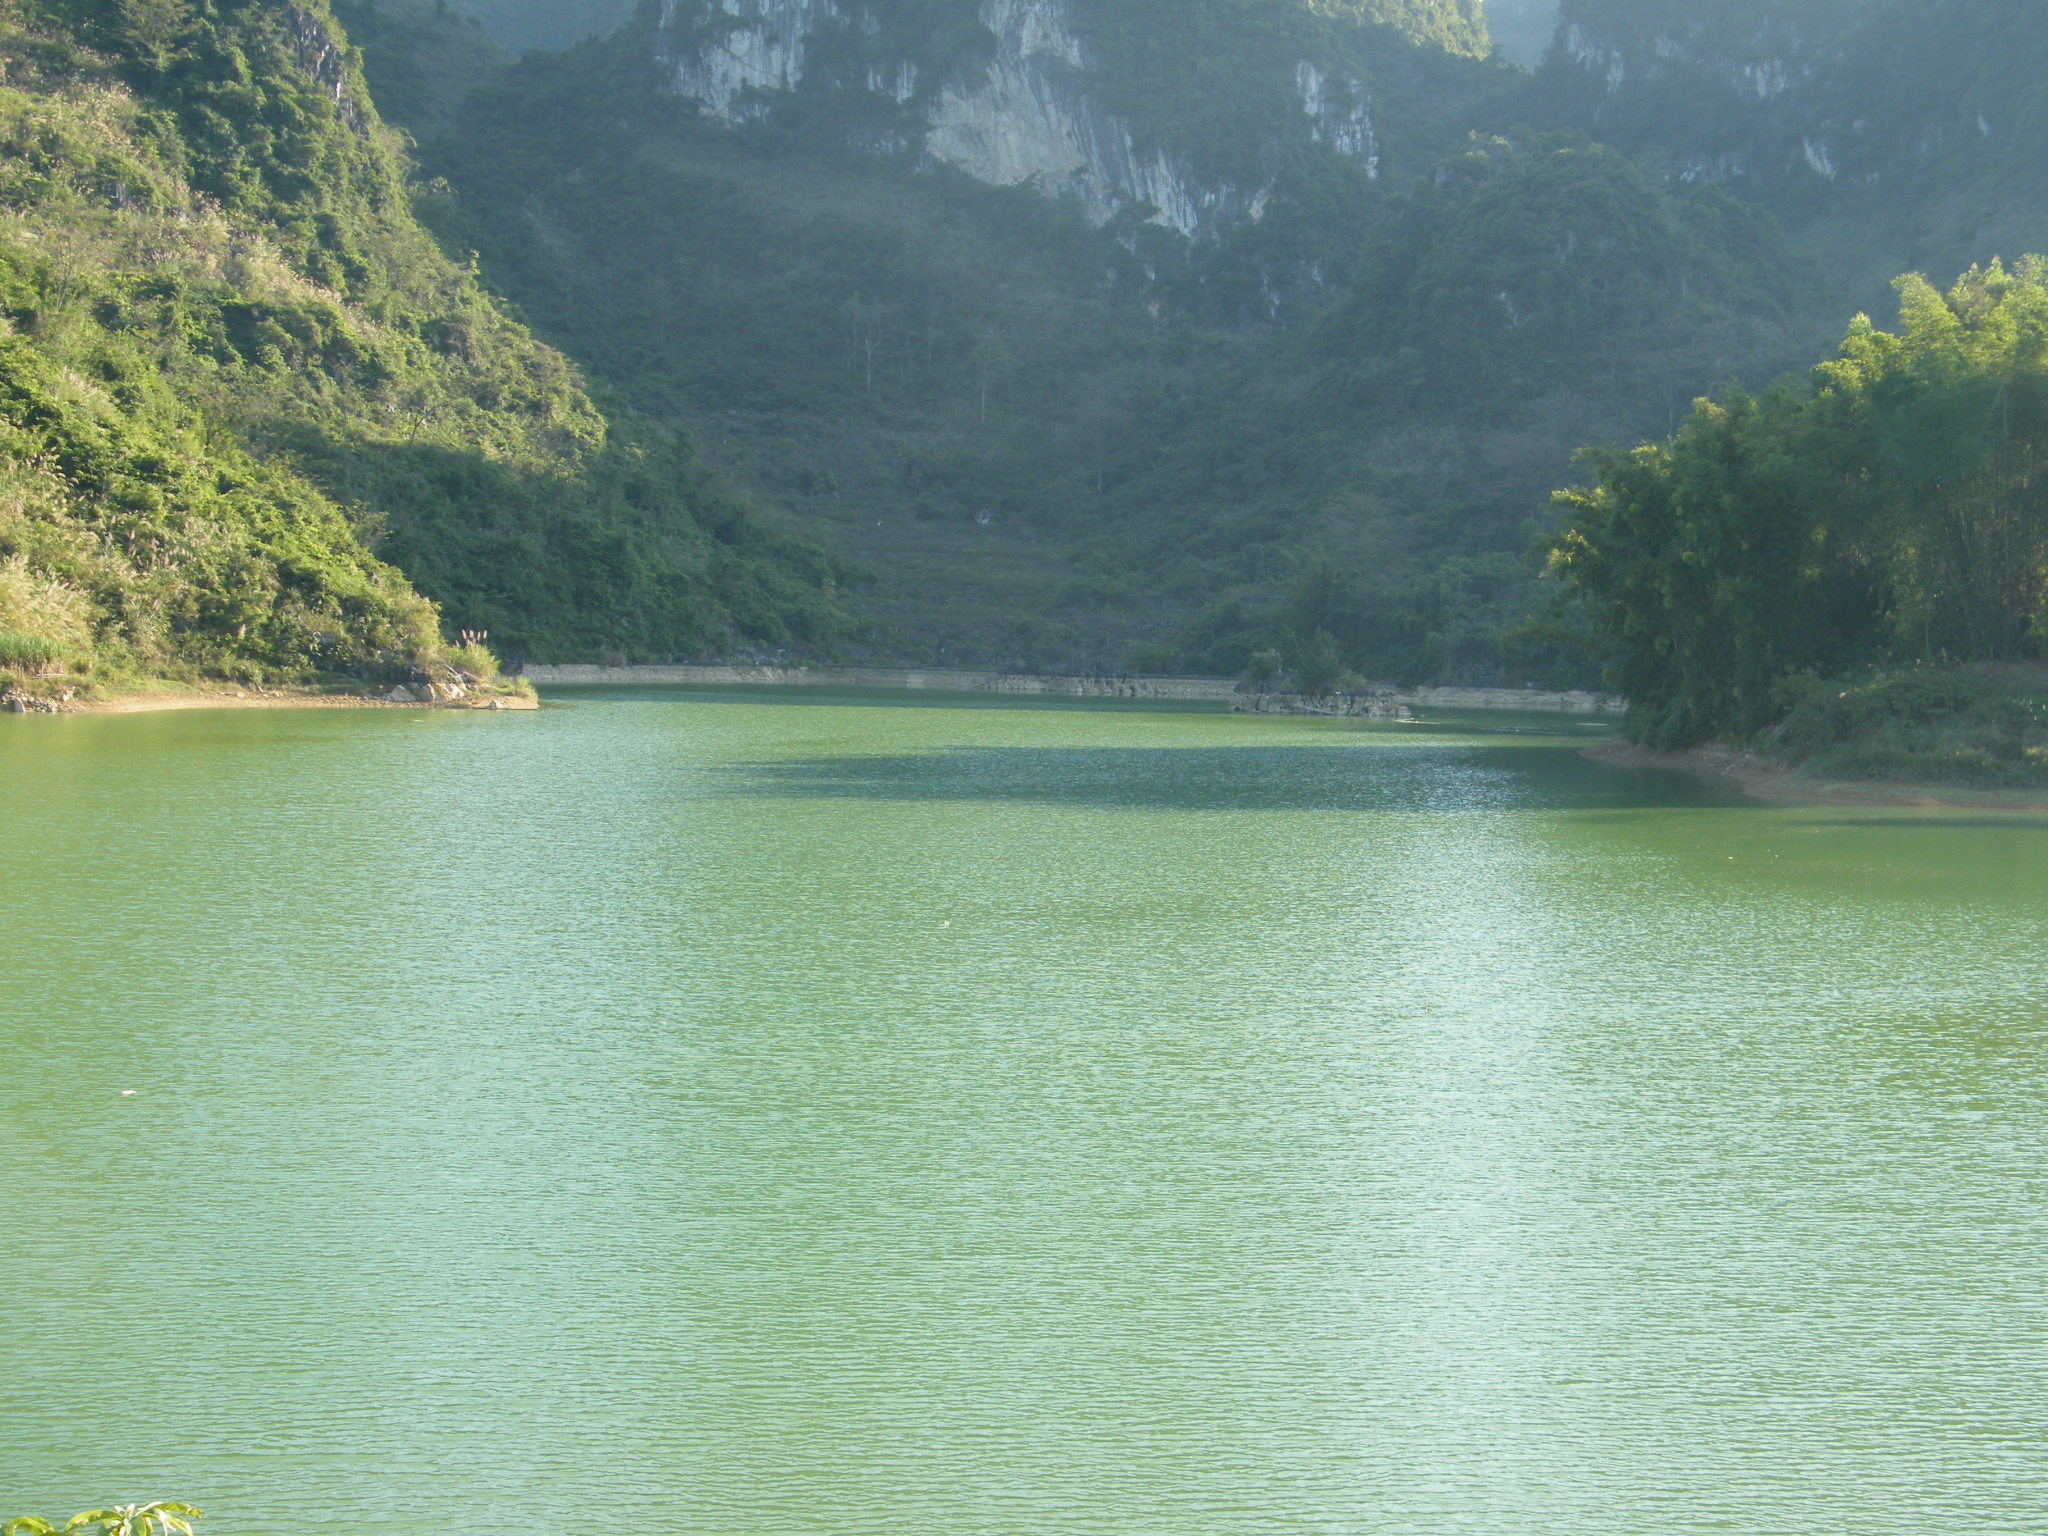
[519,663,1625,715]
[5,683,539,716]
[1587,739,2048,811]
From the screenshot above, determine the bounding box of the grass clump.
[448,640,500,683]
[0,631,60,673]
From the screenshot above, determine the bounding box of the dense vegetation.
[0,0,443,683]
[0,0,841,695]
[441,0,632,55]
[1539,0,2048,257]
[355,0,1799,681]
[20,0,2047,719]
[1551,259,2048,778]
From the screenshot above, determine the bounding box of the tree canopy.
[1550,258,2048,745]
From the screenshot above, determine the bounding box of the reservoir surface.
[3,690,2044,1535]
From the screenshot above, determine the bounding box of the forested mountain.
[345,0,1801,679]
[1536,2,2048,294]
[13,0,2047,693]
[447,0,635,55]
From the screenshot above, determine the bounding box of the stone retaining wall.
[518,664,1239,701]
[517,664,1624,715]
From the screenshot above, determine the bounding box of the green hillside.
[0,0,840,694]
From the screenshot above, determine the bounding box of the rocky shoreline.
[1231,691,1416,719]
[1233,684,1622,719]
[2,680,537,716]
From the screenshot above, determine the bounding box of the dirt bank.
[1587,740,2048,812]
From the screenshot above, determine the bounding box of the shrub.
[448,640,499,682]
[0,556,94,653]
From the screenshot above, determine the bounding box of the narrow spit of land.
[4,684,538,716]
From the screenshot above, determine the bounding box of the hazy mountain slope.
[330,0,508,133]
[360,0,1798,682]
[1484,0,1557,66]
[1540,2,2048,253]
[412,20,1194,664]
[1086,130,1799,679]
[448,0,636,54]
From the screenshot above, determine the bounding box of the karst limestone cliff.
[655,0,1383,237]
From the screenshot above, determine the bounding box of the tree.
[1293,629,1346,697]
[110,0,189,69]
[1549,256,2048,746]
[5,1505,202,1536]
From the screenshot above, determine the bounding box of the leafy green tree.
[109,0,189,67]
[1293,628,1346,696]
[1242,646,1284,688]
[5,1505,201,1536]
[1550,257,2048,746]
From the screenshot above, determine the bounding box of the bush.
[448,640,499,681]
[1761,666,2048,786]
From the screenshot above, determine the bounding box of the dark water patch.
[724,743,1741,814]
[539,684,1227,714]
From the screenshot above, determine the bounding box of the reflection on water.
[1,692,2043,1536]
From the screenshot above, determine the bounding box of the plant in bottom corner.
[4,1504,202,1536]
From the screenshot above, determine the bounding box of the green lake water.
[2,690,2044,1534]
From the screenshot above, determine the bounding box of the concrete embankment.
[519,664,1237,701]
[518,663,1624,715]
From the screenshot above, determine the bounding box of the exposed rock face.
[1295,62,1377,172]
[1543,1,2037,196]
[288,4,362,128]
[656,0,1384,236]
[924,0,1208,233]
[661,0,833,120]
